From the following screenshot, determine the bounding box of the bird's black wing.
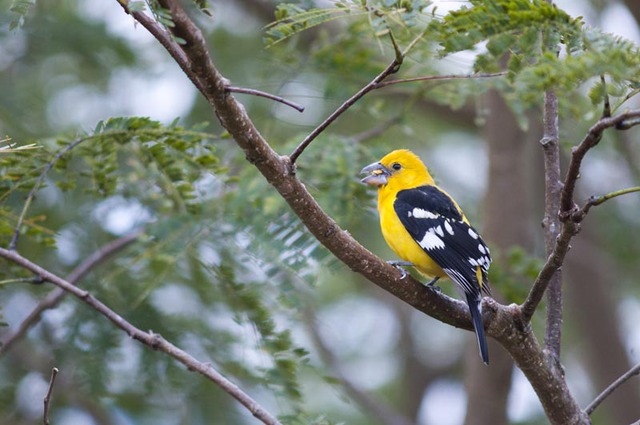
[393,185,491,296]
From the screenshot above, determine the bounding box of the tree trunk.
[464,90,539,425]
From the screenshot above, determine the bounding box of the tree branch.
[0,232,141,356]
[43,367,59,425]
[560,110,640,217]
[227,86,305,112]
[0,247,282,425]
[540,90,563,359]
[522,109,640,322]
[585,361,640,416]
[288,58,401,165]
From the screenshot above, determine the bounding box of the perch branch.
[0,247,282,425]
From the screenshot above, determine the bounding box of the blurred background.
[1,0,640,424]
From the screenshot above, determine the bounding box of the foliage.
[2,1,640,424]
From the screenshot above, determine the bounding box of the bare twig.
[0,247,282,425]
[226,86,305,112]
[560,109,640,216]
[540,89,563,358]
[374,71,507,89]
[522,109,640,322]
[43,367,59,425]
[585,361,640,415]
[9,137,87,251]
[350,115,402,143]
[288,58,401,165]
[0,232,141,356]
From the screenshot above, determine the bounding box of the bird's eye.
[391,162,401,171]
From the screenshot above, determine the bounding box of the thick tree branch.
[585,361,640,416]
[0,247,282,425]
[0,232,141,356]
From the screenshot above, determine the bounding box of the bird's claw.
[387,260,414,280]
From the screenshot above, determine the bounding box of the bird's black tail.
[466,294,489,365]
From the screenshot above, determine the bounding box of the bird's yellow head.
[360,149,435,191]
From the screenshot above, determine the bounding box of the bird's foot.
[425,276,441,292]
[387,260,414,279]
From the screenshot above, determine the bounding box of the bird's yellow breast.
[378,188,446,279]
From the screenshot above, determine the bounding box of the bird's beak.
[360,162,390,186]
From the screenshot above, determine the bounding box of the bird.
[360,149,492,364]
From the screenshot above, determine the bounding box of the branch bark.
[0,247,282,425]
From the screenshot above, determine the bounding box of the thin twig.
[0,247,282,425]
[43,367,59,425]
[374,71,507,89]
[577,186,640,219]
[0,232,141,356]
[540,89,563,358]
[585,361,640,415]
[350,115,402,143]
[9,137,88,251]
[288,58,401,164]
[226,86,305,112]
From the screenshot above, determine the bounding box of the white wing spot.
[412,208,439,219]
[418,228,445,250]
[435,225,444,237]
[478,244,486,254]
[468,228,479,239]
[468,258,478,266]
[444,220,454,235]
[408,211,413,217]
